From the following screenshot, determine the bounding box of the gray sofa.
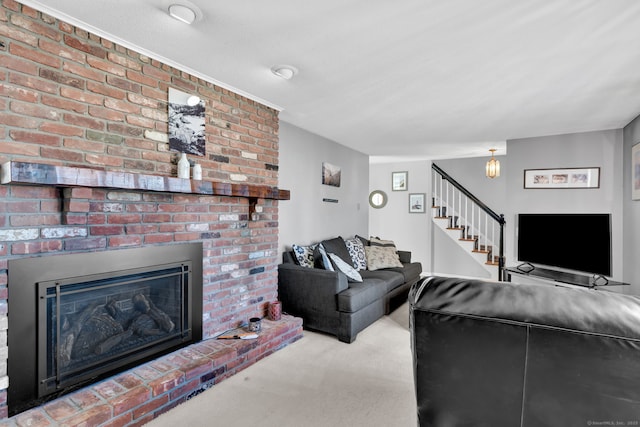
[278,236,422,343]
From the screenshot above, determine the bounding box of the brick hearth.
[0,317,302,427]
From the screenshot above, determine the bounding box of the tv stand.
[515,262,535,273]
[504,266,629,289]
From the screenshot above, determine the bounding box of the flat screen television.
[517,213,611,277]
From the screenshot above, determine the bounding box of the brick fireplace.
[0,2,302,424]
[8,242,203,416]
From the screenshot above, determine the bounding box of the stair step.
[430,208,501,280]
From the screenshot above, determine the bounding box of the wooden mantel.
[1,161,290,201]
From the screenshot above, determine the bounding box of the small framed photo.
[392,171,408,191]
[322,162,341,187]
[409,193,426,213]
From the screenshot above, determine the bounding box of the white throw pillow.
[365,246,403,271]
[328,253,363,282]
[315,244,334,271]
[345,237,367,271]
[292,243,317,268]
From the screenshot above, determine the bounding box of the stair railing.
[432,163,506,281]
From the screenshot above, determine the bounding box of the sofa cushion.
[328,253,363,283]
[337,279,388,312]
[291,243,317,268]
[385,262,422,284]
[365,245,403,270]
[360,269,405,292]
[345,237,367,270]
[320,236,353,266]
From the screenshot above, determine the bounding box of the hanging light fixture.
[486,149,500,179]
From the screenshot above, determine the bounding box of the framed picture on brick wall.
[168,88,206,156]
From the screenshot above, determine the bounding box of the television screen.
[517,213,611,276]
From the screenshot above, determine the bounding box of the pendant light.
[486,149,500,179]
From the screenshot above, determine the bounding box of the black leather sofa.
[409,275,640,427]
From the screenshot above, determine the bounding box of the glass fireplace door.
[37,262,192,397]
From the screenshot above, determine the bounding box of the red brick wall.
[0,1,279,181]
[0,0,283,417]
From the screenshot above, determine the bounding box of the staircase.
[432,163,506,281]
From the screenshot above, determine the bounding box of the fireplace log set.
[60,294,176,366]
[7,243,203,416]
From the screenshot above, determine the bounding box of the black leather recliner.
[409,276,640,427]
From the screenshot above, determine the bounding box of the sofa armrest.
[397,250,412,263]
[277,263,349,315]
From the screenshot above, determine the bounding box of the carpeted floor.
[146,303,417,427]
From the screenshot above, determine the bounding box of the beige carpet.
[146,304,417,427]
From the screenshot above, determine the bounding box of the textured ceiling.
[20,0,640,161]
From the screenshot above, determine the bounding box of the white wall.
[434,156,507,214]
[429,129,626,286]
[278,122,635,291]
[368,161,431,270]
[623,115,640,294]
[505,130,625,284]
[431,156,507,278]
[278,122,369,255]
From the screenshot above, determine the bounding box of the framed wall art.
[524,167,600,189]
[633,143,640,200]
[392,171,408,191]
[409,193,426,213]
[168,88,206,156]
[322,162,341,187]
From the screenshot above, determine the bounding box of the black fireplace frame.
[7,243,203,416]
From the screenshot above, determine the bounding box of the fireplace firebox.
[7,243,203,416]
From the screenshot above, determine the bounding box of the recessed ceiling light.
[271,65,298,80]
[168,4,197,24]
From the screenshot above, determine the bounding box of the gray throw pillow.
[320,236,353,266]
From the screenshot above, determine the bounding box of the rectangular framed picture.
[168,88,206,156]
[633,143,640,200]
[322,162,341,187]
[524,167,600,189]
[409,193,426,213]
[392,171,408,191]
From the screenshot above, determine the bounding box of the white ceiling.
[21,0,640,161]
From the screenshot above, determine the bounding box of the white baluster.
[439,174,442,214]
[471,204,475,242]
[458,189,461,228]
[484,213,488,253]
